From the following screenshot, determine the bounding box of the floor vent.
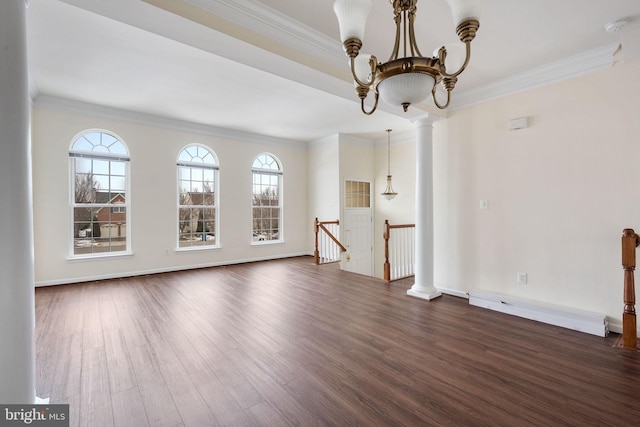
[468,289,608,337]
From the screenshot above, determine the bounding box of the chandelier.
[333,0,480,114]
[381,129,397,200]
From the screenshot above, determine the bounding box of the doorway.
[343,180,373,276]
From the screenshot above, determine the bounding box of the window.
[69,130,130,257]
[177,144,219,248]
[345,180,371,208]
[111,203,125,214]
[252,153,282,243]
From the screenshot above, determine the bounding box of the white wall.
[307,136,340,224]
[434,57,640,329]
[32,102,310,286]
[338,135,375,202]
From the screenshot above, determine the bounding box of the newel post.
[314,218,320,265]
[384,220,390,281]
[622,228,639,349]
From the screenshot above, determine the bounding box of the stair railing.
[622,228,639,349]
[383,220,415,281]
[314,218,346,265]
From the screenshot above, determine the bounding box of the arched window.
[69,130,130,257]
[177,144,219,248]
[252,153,282,243]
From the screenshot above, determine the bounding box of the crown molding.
[450,42,621,110]
[33,95,306,149]
[338,133,376,148]
[308,134,339,148]
[185,0,345,69]
[372,129,416,147]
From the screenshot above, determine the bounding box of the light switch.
[480,200,489,210]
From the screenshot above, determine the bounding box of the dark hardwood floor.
[35,256,640,426]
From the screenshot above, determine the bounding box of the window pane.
[110,176,125,192]
[191,168,203,181]
[82,133,100,147]
[111,162,125,176]
[74,174,96,203]
[94,175,109,191]
[178,151,191,162]
[93,145,110,154]
[203,192,214,206]
[179,180,191,195]
[72,139,94,152]
[186,146,198,158]
[179,168,190,181]
[91,159,108,175]
[75,158,91,173]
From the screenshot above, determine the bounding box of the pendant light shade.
[333,0,372,43]
[378,73,435,112]
[446,0,481,26]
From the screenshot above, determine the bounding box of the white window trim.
[251,153,283,245]
[176,144,220,251]
[68,130,132,259]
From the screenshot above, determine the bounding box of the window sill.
[175,245,221,253]
[67,251,133,262]
[251,240,284,246]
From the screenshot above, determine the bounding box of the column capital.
[412,113,439,128]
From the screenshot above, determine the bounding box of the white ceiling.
[26,0,640,143]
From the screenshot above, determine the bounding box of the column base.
[407,287,442,301]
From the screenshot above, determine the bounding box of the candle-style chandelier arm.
[348,52,378,87]
[431,83,451,109]
[360,88,379,115]
[437,42,469,78]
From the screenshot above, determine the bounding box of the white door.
[343,180,373,276]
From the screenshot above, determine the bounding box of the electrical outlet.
[517,272,527,284]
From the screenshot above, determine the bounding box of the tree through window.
[177,144,219,248]
[252,153,282,243]
[69,130,130,256]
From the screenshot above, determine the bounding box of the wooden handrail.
[314,218,346,265]
[622,228,639,349]
[319,223,347,252]
[384,220,415,281]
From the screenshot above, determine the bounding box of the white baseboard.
[468,289,609,337]
[35,252,311,287]
[607,320,622,334]
[437,287,469,299]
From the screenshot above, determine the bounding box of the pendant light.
[381,129,397,200]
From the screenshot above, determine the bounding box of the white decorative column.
[0,0,36,404]
[407,115,442,300]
